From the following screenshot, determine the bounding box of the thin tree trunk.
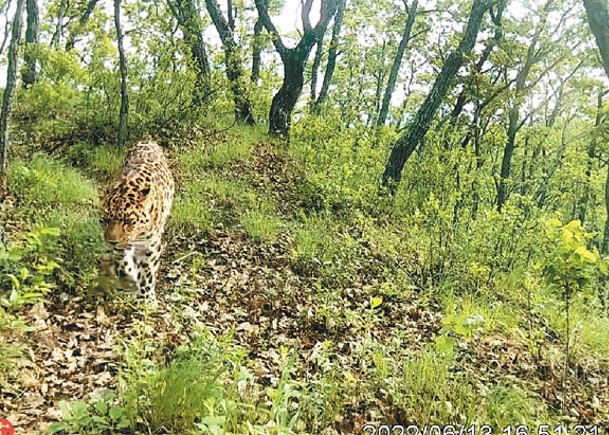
[381,0,492,193]
[205,0,255,124]
[309,38,323,105]
[65,0,99,51]
[496,33,540,210]
[251,17,263,83]
[579,89,606,224]
[51,0,66,48]
[370,41,387,127]
[0,0,26,197]
[22,0,38,87]
[602,164,609,254]
[313,0,345,113]
[114,0,129,147]
[376,0,417,128]
[449,0,506,122]
[166,0,212,105]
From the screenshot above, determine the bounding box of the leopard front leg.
[133,237,162,302]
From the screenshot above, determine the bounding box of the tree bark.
[313,0,345,113]
[376,0,418,128]
[255,0,337,137]
[114,0,129,148]
[251,17,263,83]
[22,0,38,87]
[496,28,541,210]
[584,0,609,250]
[205,0,255,124]
[381,0,492,193]
[449,0,505,122]
[602,163,609,254]
[0,0,26,197]
[166,0,212,105]
[584,0,609,78]
[65,0,99,51]
[579,89,606,225]
[309,38,323,105]
[51,0,67,48]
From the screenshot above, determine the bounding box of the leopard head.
[101,175,153,246]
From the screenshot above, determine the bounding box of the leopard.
[100,141,174,302]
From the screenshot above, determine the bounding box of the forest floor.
[1,121,609,434]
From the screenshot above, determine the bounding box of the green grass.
[171,195,214,231]
[7,154,98,210]
[240,209,284,242]
[117,329,304,434]
[89,145,123,178]
[6,154,103,292]
[179,137,252,174]
[440,294,522,338]
[580,314,609,361]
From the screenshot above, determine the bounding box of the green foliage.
[441,294,523,340]
[171,195,213,232]
[484,384,548,427]
[118,329,306,433]
[0,227,62,309]
[240,209,284,242]
[6,155,104,292]
[0,307,31,376]
[539,218,603,297]
[48,392,130,434]
[7,155,98,210]
[179,136,252,171]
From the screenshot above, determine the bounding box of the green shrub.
[48,392,130,434]
[0,227,62,309]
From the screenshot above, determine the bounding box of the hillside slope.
[1,122,608,433]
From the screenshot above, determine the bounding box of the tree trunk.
[251,18,263,83]
[205,0,255,124]
[579,90,606,224]
[114,0,129,148]
[51,0,67,48]
[65,0,99,51]
[584,0,609,247]
[584,0,609,78]
[255,0,337,137]
[268,49,308,136]
[313,0,345,113]
[449,0,505,122]
[167,0,212,105]
[381,0,491,193]
[496,103,520,209]
[376,0,417,128]
[309,38,323,105]
[22,0,38,87]
[602,163,609,254]
[0,0,26,197]
[496,30,539,210]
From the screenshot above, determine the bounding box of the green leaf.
[47,422,70,433]
[93,400,108,416]
[370,296,383,310]
[109,407,125,420]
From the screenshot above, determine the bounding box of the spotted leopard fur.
[100,141,174,302]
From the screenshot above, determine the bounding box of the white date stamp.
[361,425,601,435]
